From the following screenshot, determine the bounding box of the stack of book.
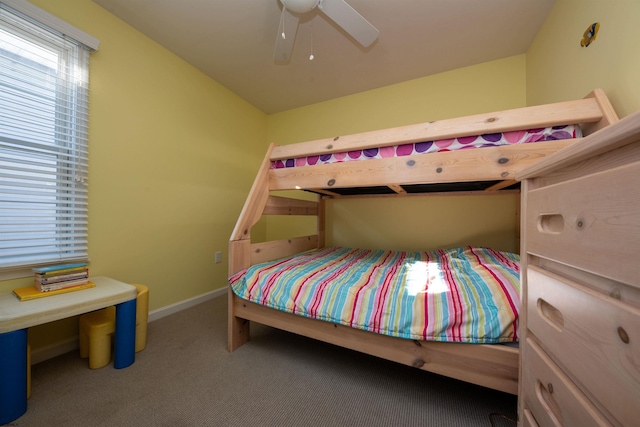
[33,263,90,292]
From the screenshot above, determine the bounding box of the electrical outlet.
[215,251,222,264]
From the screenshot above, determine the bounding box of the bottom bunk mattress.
[229,246,520,344]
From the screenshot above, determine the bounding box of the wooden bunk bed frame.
[228,89,618,395]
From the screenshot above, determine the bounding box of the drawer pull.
[537,213,564,234]
[618,326,630,344]
[537,298,564,331]
[610,288,622,300]
[536,380,562,424]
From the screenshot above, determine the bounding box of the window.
[0,0,98,278]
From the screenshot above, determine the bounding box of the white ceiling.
[92,0,556,114]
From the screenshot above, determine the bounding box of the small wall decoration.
[581,22,600,47]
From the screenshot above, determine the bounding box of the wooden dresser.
[517,111,640,426]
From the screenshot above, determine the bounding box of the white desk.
[0,276,138,425]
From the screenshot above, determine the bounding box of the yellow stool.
[79,284,149,369]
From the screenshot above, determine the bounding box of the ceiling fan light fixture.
[274,0,379,63]
[281,0,320,14]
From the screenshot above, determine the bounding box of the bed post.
[582,88,619,135]
[228,144,275,352]
[228,239,250,351]
[317,195,326,249]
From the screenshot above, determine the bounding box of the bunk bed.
[227,89,618,395]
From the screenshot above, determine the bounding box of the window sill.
[0,268,33,281]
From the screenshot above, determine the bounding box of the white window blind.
[0,2,95,275]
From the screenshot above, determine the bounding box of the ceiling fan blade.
[318,0,379,47]
[274,8,300,64]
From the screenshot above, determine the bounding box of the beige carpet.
[17,294,517,426]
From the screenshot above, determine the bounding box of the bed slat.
[250,235,319,265]
[270,98,604,161]
[269,140,575,191]
[485,180,518,191]
[263,195,318,215]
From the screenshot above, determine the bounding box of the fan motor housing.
[281,0,320,14]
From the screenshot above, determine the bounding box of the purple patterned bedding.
[271,125,581,169]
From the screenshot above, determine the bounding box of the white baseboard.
[31,287,228,364]
[148,287,227,322]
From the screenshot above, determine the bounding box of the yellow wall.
[527,0,640,117]
[0,0,267,349]
[268,55,527,144]
[326,194,519,253]
[266,56,526,253]
[7,0,637,355]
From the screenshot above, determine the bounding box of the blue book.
[33,263,88,274]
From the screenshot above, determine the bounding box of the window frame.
[0,0,99,280]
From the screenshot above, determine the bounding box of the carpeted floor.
[15,294,517,426]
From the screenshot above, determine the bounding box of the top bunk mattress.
[229,246,520,344]
[272,125,581,169]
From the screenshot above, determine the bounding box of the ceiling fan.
[274,0,379,63]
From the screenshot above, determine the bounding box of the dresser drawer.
[527,266,640,425]
[522,408,539,427]
[522,338,610,426]
[524,160,640,287]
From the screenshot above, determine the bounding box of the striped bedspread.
[229,246,520,344]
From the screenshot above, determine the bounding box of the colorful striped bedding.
[272,125,580,169]
[229,246,520,344]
